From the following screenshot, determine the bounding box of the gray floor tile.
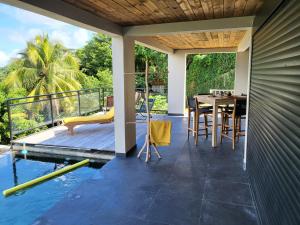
[145,192,202,225]
[203,178,253,206]
[199,200,258,225]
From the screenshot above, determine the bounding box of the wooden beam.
[174,47,237,54]
[123,16,254,36]
[134,37,174,54]
[1,0,122,36]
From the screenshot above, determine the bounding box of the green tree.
[76,33,112,76]
[81,69,113,89]
[186,53,236,96]
[3,35,83,96]
[135,45,168,88]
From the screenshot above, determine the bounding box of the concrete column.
[234,49,250,95]
[167,52,186,115]
[112,36,136,155]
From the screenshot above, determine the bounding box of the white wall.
[235,49,250,95]
[112,36,136,155]
[168,52,186,115]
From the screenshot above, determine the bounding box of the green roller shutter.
[248,1,300,225]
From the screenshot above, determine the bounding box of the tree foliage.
[135,45,168,88]
[186,53,236,96]
[3,35,83,96]
[76,34,112,77]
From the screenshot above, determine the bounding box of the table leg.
[193,111,195,137]
[212,102,218,147]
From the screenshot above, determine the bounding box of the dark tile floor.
[33,116,259,225]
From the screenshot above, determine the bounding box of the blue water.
[0,153,101,225]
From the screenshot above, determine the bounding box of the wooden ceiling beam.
[123,16,254,36]
[1,0,123,36]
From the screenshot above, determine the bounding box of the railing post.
[102,88,105,110]
[77,90,81,116]
[49,94,54,127]
[7,100,13,142]
[98,88,101,111]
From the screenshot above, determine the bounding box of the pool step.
[11,142,114,163]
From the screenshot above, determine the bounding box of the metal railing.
[6,87,168,141]
[7,88,113,140]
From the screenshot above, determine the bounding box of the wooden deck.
[11,115,173,161]
[13,114,175,151]
[13,121,149,150]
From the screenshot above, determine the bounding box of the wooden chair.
[220,98,247,149]
[194,97,213,145]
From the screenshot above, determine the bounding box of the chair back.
[138,98,155,113]
[234,98,247,116]
[187,96,196,109]
[106,96,114,108]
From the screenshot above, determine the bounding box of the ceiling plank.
[2,0,123,36]
[61,0,262,26]
[145,30,246,50]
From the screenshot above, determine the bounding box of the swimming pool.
[0,153,103,225]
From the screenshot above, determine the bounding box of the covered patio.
[4,0,262,157]
[33,117,256,225]
[2,1,299,225]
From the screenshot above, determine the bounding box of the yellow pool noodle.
[3,159,90,197]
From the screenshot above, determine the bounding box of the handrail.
[6,87,168,141]
[7,87,113,141]
[6,88,101,103]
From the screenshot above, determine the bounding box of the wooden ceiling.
[149,30,246,50]
[63,0,263,26]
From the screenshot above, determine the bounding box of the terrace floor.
[13,115,154,152]
[32,116,258,225]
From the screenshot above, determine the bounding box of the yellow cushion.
[63,107,114,124]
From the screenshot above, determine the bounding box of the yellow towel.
[63,107,114,124]
[150,120,172,146]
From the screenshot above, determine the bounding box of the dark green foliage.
[135,45,168,88]
[186,53,236,96]
[0,82,28,143]
[76,34,112,76]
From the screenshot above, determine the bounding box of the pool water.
[0,153,102,225]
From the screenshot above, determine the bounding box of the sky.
[0,3,95,67]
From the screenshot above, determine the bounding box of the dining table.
[194,94,247,147]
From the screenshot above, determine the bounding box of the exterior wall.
[167,52,186,115]
[112,36,136,155]
[234,50,250,95]
[248,1,300,225]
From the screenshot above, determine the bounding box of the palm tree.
[4,35,83,96]
[4,35,84,116]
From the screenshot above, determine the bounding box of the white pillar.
[112,36,136,155]
[168,52,186,115]
[234,50,250,95]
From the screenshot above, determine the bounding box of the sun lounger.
[63,107,114,134]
